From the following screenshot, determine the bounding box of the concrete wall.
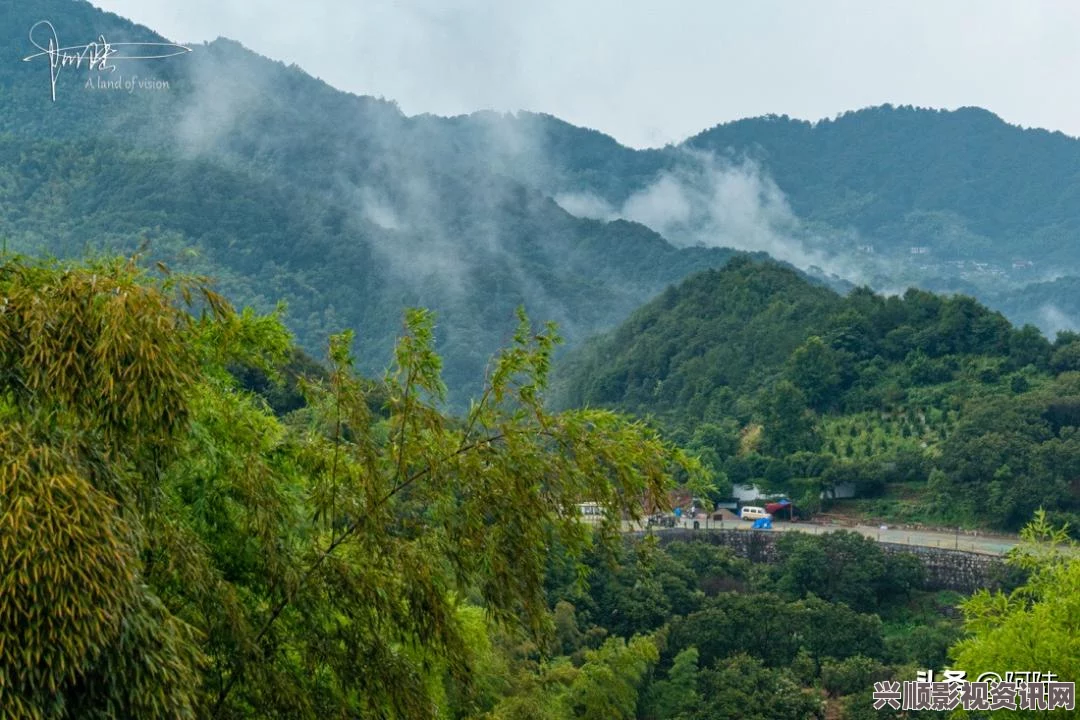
[633,528,1006,594]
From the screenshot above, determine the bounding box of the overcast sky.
[90,0,1080,148]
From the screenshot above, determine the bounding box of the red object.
[765,501,794,517]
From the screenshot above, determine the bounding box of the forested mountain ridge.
[559,258,1080,532]
[557,259,844,418]
[0,131,752,397]
[687,106,1080,261]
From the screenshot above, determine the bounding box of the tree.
[0,256,222,719]
[1050,340,1080,373]
[759,380,821,456]
[643,646,700,720]
[792,595,885,662]
[819,655,888,697]
[668,593,800,669]
[950,511,1080,701]
[569,636,659,720]
[787,336,842,410]
[771,531,920,613]
[0,256,704,719]
[552,602,583,656]
[690,654,824,720]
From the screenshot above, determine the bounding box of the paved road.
[624,518,1021,556]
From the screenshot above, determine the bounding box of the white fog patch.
[556,149,867,284]
[1038,304,1079,334]
[622,174,693,230]
[173,41,270,156]
[553,191,617,221]
[359,187,402,230]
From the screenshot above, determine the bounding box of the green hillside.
[559,258,1080,531]
[0,131,750,402]
[7,3,1080,718]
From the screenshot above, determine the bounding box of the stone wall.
[878,542,1006,594]
[631,528,1006,594]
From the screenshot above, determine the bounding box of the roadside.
[624,516,1021,556]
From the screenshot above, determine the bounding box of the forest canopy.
[0,254,704,719]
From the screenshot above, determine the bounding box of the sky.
[89,0,1080,149]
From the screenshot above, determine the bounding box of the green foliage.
[527,533,960,720]
[792,595,886,662]
[950,510,1080,698]
[0,256,703,719]
[759,380,821,455]
[643,646,700,720]
[552,601,583,657]
[819,655,888,697]
[787,336,843,411]
[0,256,217,718]
[771,531,925,613]
[931,387,1080,528]
[690,653,824,720]
[569,636,659,720]
[565,539,708,639]
[884,623,962,670]
[667,589,885,672]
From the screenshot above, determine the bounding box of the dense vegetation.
[0,254,708,718]
[560,258,1080,531]
[0,246,960,720]
[493,528,956,720]
[1,253,1077,719]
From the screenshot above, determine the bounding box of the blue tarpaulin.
[752,517,773,530]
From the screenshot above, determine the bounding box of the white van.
[740,506,771,521]
[577,502,604,523]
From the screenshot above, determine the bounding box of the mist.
[555,150,869,284]
[1037,304,1080,336]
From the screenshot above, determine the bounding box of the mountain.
[7,1,1080,405]
[556,257,1044,419]
[687,106,1080,265]
[555,258,844,419]
[1,0,747,403]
